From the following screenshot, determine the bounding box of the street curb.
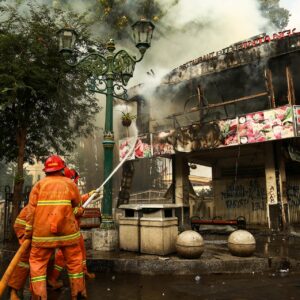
[86,256,300,275]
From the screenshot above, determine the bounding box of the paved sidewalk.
[86,231,300,275]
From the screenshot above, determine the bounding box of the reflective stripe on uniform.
[32,231,80,243]
[37,200,71,206]
[18,261,30,269]
[73,207,79,214]
[54,265,63,272]
[68,272,84,279]
[15,218,26,226]
[82,260,86,265]
[25,224,32,230]
[31,275,47,283]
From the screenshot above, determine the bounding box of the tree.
[0,2,101,226]
[258,0,290,30]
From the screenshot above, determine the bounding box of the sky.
[282,0,300,29]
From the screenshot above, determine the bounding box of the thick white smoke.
[129,0,271,87]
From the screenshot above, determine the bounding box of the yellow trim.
[32,231,80,243]
[37,200,71,206]
[18,262,29,269]
[68,272,84,279]
[73,207,79,214]
[15,218,26,226]
[25,224,32,230]
[31,275,47,283]
[54,265,63,271]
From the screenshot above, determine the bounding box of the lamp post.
[58,20,155,229]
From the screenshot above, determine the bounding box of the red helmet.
[43,155,66,173]
[64,167,73,179]
[64,167,80,184]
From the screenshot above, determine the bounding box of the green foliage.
[121,111,136,121]
[0,2,101,164]
[258,0,290,30]
[0,161,32,192]
[93,0,162,39]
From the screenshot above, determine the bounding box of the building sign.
[119,134,152,161]
[164,29,300,84]
[293,105,300,136]
[188,29,297,65]
[152,130,176,156]
[238,105,294,144]
[119,105,297,160]
[218,118,239,146]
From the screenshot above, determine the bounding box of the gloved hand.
[88,190,99,197]
[24,231,32,239]
[76,206,85,217]
[74,206,85,217]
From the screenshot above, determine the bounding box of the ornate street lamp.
[132,19,155,55]
[58,20,155,229]
[57,27,77,54]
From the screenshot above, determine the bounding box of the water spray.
[83,136,138,208]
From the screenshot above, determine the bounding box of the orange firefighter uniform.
[7,206,30,299]
[26,175,86,299]
[47,191,95,283]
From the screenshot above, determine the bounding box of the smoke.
[125,0,290,127]
[129,0,271,88]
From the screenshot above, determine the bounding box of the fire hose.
[0,137,137,296]
[83,136,137,208]
[0,239,31,297]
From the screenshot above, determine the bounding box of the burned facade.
[120,29,300,231]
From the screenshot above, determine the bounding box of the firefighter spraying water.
[0,137,137,299]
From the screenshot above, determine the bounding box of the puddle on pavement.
[1,272,300,300]
[47,272,300,300]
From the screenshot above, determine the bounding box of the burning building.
[118,28,300,231]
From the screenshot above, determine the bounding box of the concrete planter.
[228,230,256,257]
[176,230,204,259]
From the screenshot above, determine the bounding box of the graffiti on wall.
[221,179,266,211]
[287,184,300,207]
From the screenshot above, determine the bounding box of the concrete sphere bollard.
[228,230,256,257]
[176,230,204,259]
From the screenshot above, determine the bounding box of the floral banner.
[119,137,136,161]
[134,134,152,159]
[119,105,296,160]
[152,130,176,156]
[238,105,294,144]
[293,105,300,136]
[119,134,152,161]
[218,118,239,146]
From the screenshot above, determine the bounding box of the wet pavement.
[2,272,300,300]
[1,229,300,299]
[85,231,300,275]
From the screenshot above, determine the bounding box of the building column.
[276,142,289,230]
[264,143,280,230]
[174,153,190,230]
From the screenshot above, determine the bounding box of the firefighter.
[25,155,86,300]
[47,168,96,287]
[7,206,62,299]
[7,205,30,300]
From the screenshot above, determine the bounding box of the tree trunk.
[11,128,27,239]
